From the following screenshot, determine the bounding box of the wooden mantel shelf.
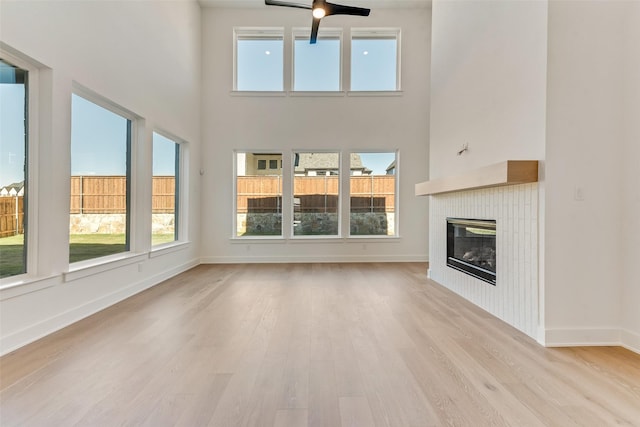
[415,160,539,196]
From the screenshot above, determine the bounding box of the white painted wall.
[200,7,430,263]
[430,0,547,179]
[0,1,202,355]
[544,0,637,349]
[622,1,640,351]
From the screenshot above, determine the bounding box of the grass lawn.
[0,233,177,278]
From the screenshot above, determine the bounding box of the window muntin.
[293,152,340,237]
[351,29,400,91]
[350,152,397,236]
[293,29,342,91]
[235,152,283,237]
[70,93,132,263]
[0,59,28,279]
[234,28,284,91]
[152,132,180,246]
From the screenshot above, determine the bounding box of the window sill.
[64,252,147,283]
[289,91,345,97]
[149,241,191,258]
[230,236,286,243]
[230,91,287,97]
[347,90,403,97]
[0,274,60,301]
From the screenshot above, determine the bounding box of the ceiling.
[198,0,431,8]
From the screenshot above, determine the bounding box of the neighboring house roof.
[0,181,24,196]
[294,153,371,174]
[386,160,396,174]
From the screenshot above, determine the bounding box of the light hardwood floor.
[1,263,639,426]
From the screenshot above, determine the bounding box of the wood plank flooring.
[1,263,639,426]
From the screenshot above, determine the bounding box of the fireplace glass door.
[446,218,496,285]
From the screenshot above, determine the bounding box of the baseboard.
[0,258,199,357]
[621,329,640,354]
[544,328,622,347]
[200,254,428,264]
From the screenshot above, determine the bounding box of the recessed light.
[265,50,271,55]
[363,51,369,55]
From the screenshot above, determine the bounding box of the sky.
[2,37,395,186]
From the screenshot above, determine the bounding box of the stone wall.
[70,214,175,234]
[236,212,394,236]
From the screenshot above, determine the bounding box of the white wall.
[430,0,547,179]
[622,1,639,351]
[544,0,638,350]
[200,7,430,263]
[0,0,202,355]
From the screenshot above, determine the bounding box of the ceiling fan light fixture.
[312,7,326,18]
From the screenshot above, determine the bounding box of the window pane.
[293,152,339,236]
[236,152,282,237]
[0,60,27,278]
[152,132,179,246]
[351,38,398,91]
[350,152,396,236]
[294,38,340,91]
[70,94,131,262]
[236,38,283,91]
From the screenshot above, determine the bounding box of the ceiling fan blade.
[325,2,370,17]
[265,0,312,10]
[310,17,321,44]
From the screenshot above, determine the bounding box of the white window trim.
[233,27,285,92]
[350,27,402,92]
[347,149,400,238]
[292,27,343,92]
[151,129,188,248]
[291,149,342,239]
[233,149,286,239]
[0,45,41,286]
[70,82,141,264]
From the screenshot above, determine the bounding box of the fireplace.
[447,218,496,285]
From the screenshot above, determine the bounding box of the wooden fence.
[0,197,24,238]
[237,175,395,213]
[70,176,175,214]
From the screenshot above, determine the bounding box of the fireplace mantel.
[415,160,538,196]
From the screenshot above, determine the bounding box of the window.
[350,152,397,236]
[293,29,342,91]
[351,29,400,91]
[235,152,282,237]
[234,28,284,91]
[293,152,340,236]
[0,59,28,279]
[70,93,133,263]
[152,132,180,246]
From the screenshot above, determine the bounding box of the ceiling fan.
[265,0,370,44]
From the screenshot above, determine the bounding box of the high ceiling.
[198,0,431,8]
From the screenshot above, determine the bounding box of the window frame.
[151,130,185,248]
[349,28,402,92]
[233,150,285,239]
[291,27,343,93]
[69,84,140,265]
[0,48,39,283]
[348,150,399,238]
[291,150,342,239]
[233,27,285,93]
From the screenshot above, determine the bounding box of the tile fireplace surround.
[417,161,540,340]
